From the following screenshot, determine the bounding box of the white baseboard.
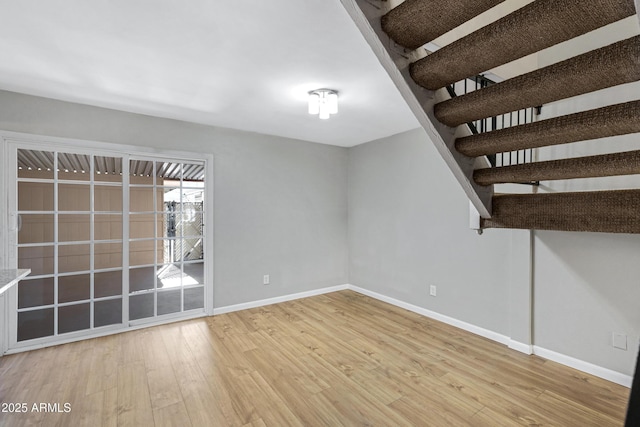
[208,284,633,388]
[509,340,534,355]
[348,285,510,346]
[213,283,509,347]
[213,284,350,315]
[533,346,633,387]
[5,281,632,387]
[346,285,630,387]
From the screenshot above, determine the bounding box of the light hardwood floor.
[0,290,631,426]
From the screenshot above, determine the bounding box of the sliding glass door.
[128,159,205,323]
[9,142,209,348]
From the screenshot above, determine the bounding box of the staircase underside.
[456,100,640,157]
[474,150,640,186]
[410,0,637,90]
[434,36,640,127]
[341,0,640,234]
[381,0,505,50]
[483,190,640,233]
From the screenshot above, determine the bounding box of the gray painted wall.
[534,231,640,375]
[530,15,640,375]
[348,128,513,335]
[348,127,640,376]
[2,89,638,377]
[0,90,349,308]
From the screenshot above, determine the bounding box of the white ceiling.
[0,0,420,147]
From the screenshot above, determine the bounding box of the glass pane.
[18,308,54,341]
[162,212,180,238]
[129,239,157,266]
[95,214,123,241]
[182,210,203,237]
[59,274,90,303]
[59,303,90,334]
[95,298,122,327]
[58,184,90,211]
[18,149,54,179]
[182,164,205,184]
[161,188,181,209]
[129,266,155,292]
[158,290,181,316]
[130,159,154,185]
[184,262,204,285]
[130,292,154,320]
[95,185,123,212]
[96,242,122,269]
[161,180,180,189]
[59,214,90,242]
[58,153,91,181]
[95,156,122,183]
[160,239,181,264]
[18,214,54,244]
[156,161,181,182]
[184,286,204,311]
[95,270,122,298]
[157,263,183,289]
[183,238,203,261]
[18,246,54,276]
[184,198,204,212]
[59,244,90,273]
[18,278,54,309]
[182,188,204,204]
[130,187,156,212]
[18,182,54,211]
[168,238,202,262]
[130,214,156,239]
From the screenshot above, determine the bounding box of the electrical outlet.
[613,332,627,350]
[263,275,270,285]
[429,285,437,297]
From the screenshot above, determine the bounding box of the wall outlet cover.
[613,332,627,350]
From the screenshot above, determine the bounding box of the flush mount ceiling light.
[308,89,338,119]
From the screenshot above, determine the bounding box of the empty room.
[1,0,639,426]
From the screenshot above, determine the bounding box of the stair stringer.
[339,0,493,218]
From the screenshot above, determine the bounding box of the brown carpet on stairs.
[474,150,640,186]
[456,101,640,157]
[410,0,636,90]
[434,36,640,127]
[381,0,505,50]
[482,190,640,233]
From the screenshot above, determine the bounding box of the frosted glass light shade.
[308,93,320,115]
[327,92,338,114]
[319,105,330,120]
[308,89,338,119]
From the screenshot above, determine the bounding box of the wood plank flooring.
[0,290,631,426]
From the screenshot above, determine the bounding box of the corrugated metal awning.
[18,150,204,181]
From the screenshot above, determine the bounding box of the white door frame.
[1,131,214,354]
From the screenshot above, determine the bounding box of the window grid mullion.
[89,154,95,330]
[53,151,59,336]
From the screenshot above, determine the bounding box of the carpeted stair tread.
[482,190,640,233]
[381,0,505,50]
[410,0,636,90]
[474,150,640,186]
[434,36,640,127]
[456,101,640,157]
